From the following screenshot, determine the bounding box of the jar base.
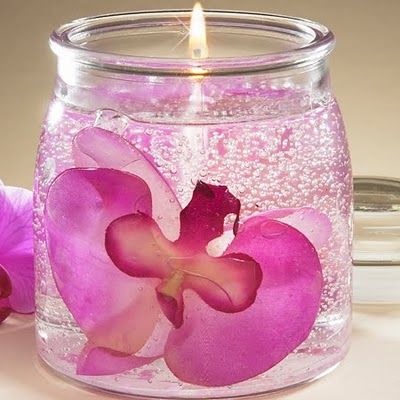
[37,343,349,399]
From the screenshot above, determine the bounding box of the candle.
[37,8,352,398]
[182,3,208,183]
[188,1,207,114]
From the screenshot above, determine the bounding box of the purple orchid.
[44,127,331,386]
[0,181,34,323]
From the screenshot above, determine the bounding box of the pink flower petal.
[165,219,322,386]
[73,127,181,240]
[173,253,262,313]
[0,185,33,257]
[0,185,34,313]
[77,345,159,376]
[245,207,332,249]
[175,181,240,254]
[45,168,162,354]
[105,213,174,279]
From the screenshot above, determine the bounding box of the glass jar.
[34,10,352,398]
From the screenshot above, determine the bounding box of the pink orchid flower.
[45,127,330,386]
[0,181,34,323]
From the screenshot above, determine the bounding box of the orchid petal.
[245,207,332,249]
[173,253,262,313]
[77,345,159,376]
[165,219,322,386]
[73,127,181,240]
[175,181,240,254]
[0,185,33,257]
[0,185,34,313]
[45,168,162,354]
[105,213,174,279]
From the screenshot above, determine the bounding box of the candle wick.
[192,48,204,59]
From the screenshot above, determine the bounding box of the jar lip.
[49,9,335,76]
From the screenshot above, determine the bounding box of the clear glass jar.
[34,10,352,398]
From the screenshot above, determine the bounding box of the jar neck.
[55,58,333,125]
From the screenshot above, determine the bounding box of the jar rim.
[49,9,335,76]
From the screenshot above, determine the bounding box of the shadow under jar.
[34,9,352,399]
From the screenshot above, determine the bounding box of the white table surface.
[0,304,399,400]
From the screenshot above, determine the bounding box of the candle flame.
[189,2,209,59]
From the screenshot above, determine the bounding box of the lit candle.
[188,1,208,112]
[189,2,209,60]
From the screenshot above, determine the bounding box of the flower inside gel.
[45,127,329,386]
